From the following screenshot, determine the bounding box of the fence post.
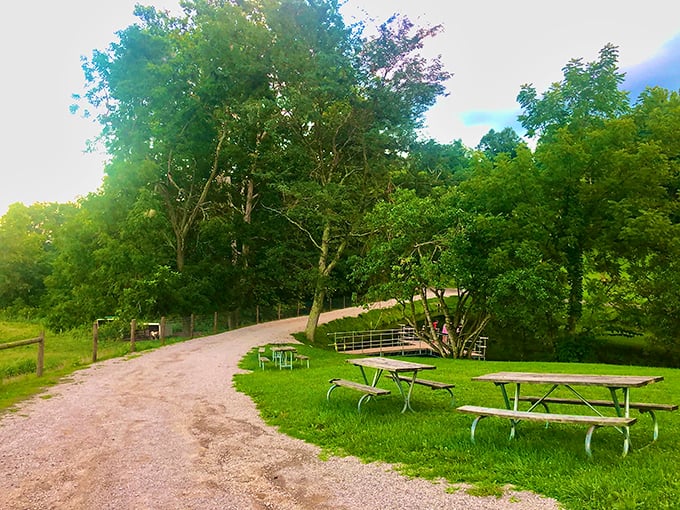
[36,332,44,377]
[92,321,99,362]
[278,304,282,320]
[130,319,136,352]
[160,316,166,345]
[214,312,218,334]
[190,314,195,338]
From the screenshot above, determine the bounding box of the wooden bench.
[457,405,637,457]
[395,375,455,405]
[257,348,270,370]
[327,378,391,412]
[517,396,677,441]
[295,354,310,368]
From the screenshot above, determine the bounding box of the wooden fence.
[0,332,45,377]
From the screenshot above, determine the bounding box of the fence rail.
[0,333,44,376]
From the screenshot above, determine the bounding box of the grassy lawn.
[3,316,679,508]
[235,346,680,510]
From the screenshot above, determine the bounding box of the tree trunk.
[305,286,326,342]
[566,246,583,333]
[162,125,228,273]
[304,221,346,342]
[175,231,185,272]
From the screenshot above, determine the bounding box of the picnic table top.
[271,345,298,352]
[347,357,436,373]
[472,371,664,388]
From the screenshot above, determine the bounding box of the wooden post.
[0,335,46,377]
[256,305,260,324]
[130,319,136,353]
[92,321,99,362]
[190,314,195,338]
[214,311,218,334]
[160,316,166,345]
[36,332,44,377]
[278,304,282,320]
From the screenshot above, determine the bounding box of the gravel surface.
[0,307,561,509]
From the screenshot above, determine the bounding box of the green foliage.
[518,43,630,139]
[476,127,523,159]
[397,139,471,193]
[2,22,680,363]
[0,203,75,310]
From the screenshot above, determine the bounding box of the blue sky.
[1,0,679,216]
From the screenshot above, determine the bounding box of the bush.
[555,332,599,363]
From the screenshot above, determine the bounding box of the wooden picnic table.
[270,345,297,369]
[459,371,671,457]
[347,357,436,412]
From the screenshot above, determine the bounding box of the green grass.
[235,347,680,510]
[0,320,188,410]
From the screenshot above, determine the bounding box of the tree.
[516,44,633,334]
[80,2,276,273]
[259,2,450,341]
[0,203,74,313]
[395,139,471,194]
[458,146,567,356]
[620,87,680,344]
[353,188,503,358]
[476,127,523,159]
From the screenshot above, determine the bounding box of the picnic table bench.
[295,353,310,368]
[327,378,391,411]
[394,375,455,405]
[457,405,637,457]
[257,347,270,369]
[516,396,678,440]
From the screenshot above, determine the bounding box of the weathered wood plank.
[456,405,637,427]
[328,379,390,396]
[472,372,663,388]
[0,337,43,350]
[518,396,678,412]
[395,375,454,390]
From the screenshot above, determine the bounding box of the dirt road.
[0,307,559,509]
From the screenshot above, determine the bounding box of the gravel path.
[0,307,561,509]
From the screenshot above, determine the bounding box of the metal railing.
[328,326,421,353]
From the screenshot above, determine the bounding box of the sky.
[1,0,679,217]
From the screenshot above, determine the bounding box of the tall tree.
[621,87,680,344]
[80,2,276,273]
[0,203,73,312]
[353,188,494,358]
[516,44,632,334]
[262,3,450,341]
